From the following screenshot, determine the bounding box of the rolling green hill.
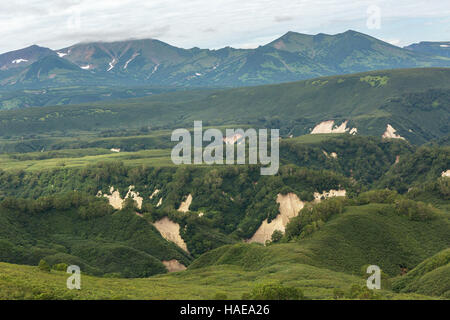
[0,68,449,144]
[192,203,450,277]
[0,258,433,300]
[393,248,450,298]
[0,200,191,278]
[0,132,448,299]
[0,86,184,110]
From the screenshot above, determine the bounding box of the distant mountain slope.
[405,41,450,58]
[0,55,103,87]
[0,30,449,89]
[265,30,449,74]
[0,45,55,71]
[0,68,448,144]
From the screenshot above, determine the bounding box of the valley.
[0,29,448,302]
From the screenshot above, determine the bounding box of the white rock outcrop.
[150,189,160,199]
[313,189,347,202]
[248,193,304,244]
[97,185,143,210]
[178,194,193,212]
[311,120,357,135]
[382,124,405,140]
[162,259,187,272]
[153,217,189,252]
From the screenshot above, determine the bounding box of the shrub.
[213,293,228,300]
[333,288,345,299]
[271,230,283,243]
[246,283,305,300]
[357,189,399,205]
[285,197,345,239]
[345,284,381,300]
[38,259,51,272]
[52,263,69,272]
[394,199,437,221]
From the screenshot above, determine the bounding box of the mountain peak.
[0,45,55,70]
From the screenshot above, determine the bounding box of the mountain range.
[0,30,449,88]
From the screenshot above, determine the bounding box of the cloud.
[0,0,449,53]
[274,16,294,23]
[387,39,401,46]
[202,28,216,33]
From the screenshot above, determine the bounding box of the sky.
[0,0,449,54]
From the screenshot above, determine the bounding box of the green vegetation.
[360,75,389,87]
[0,192,191,278]
[0,71,448,300]
[242,283,305,300]
[0,68,449,144]
[393,249,450,298]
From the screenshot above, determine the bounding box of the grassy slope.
[0,196,448,300]
[393,249,450,298]
[193,204,450,277]
[0,253,433,300]
[0,208,192,278]
[0,149,173,171]
[298,204,450,276]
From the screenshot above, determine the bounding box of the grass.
[0,200,448,300]
[0,149,174,171]
[392,248,450,298]
[0,256,434,300]
[296,204,450,276]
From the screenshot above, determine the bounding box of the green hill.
[0,68,449,144]
[0,257,434,300]
[192,203,450,277]
[393,249,450,298]
[0,198,191,278]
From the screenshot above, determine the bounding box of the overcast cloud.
[0,0,449,53]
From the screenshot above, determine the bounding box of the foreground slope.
[192,203,450,277]
[393,249,450,298]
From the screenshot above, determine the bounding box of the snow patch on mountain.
[124,53,140,69]
[12,59,28,64]
[107,58,117,71]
